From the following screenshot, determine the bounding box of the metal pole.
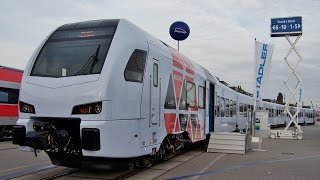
[253,38,257,112]
[253,38,257,137]
[178,41,180,51]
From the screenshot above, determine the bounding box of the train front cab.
[12,19,163,167]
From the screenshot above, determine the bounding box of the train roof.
[57,19,120,31]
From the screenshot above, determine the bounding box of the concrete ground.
[0,142,51,176]
[0,124,319,180]
[154,124,320,180]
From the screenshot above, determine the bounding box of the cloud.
[0,0,319,105]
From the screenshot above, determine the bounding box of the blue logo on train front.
[169,21,190,41]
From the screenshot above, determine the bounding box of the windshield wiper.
[75,44,101,75]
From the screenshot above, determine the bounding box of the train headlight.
[72,101,102,114]
[19,101,35,114]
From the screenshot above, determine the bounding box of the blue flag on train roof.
[254,41,274,102]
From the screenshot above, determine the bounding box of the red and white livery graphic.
[0,66,23,138]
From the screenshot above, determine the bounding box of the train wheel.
[140,157,152,168]
[0,127,4,139]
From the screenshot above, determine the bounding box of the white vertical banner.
[254,41,274,104]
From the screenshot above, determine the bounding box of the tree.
[276,92,284,104]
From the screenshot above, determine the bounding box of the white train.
[12,19,315,167]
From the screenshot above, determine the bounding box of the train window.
[233,101,236,117]
[179,81,187,110]
[31,26,117,77]
[229,100,233,117]
[186,81,196,108]
[0,87,19,104]
[272,109,275,117]
[198,86,205,109]
[226,99,229,117]
[230,100,235,117]
[216,96,220,117]
[274,109,276,117]
[239,103,243,115]
[244,104,248,117]
[153,63,158,87]
[0,90,8,103]
[124,50,147,83]
[221,97,225,117]
[164,76,176,109]
[268,109,271,117]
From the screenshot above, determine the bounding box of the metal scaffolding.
[269,34,303,139]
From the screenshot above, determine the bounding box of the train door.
[139,43,161,149]
[151,60,160,126]
[209,83,215,132]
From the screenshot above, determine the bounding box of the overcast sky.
[1,0,319,107]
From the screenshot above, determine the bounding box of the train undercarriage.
[12,119,197,168]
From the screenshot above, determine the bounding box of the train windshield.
[31,26,117,77]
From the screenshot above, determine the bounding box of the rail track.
[0,141,17,151]
[0,146,17,151]
[0,149,204,180]
[0,137,12,142]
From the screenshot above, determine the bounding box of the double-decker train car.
[12,19,315,168]
[263,101,286,127]
[316,110,320,122]
[301,106,315,125]
[0,66,23,138]
[236,92,253,130]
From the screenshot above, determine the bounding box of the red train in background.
[0,66,23,138]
